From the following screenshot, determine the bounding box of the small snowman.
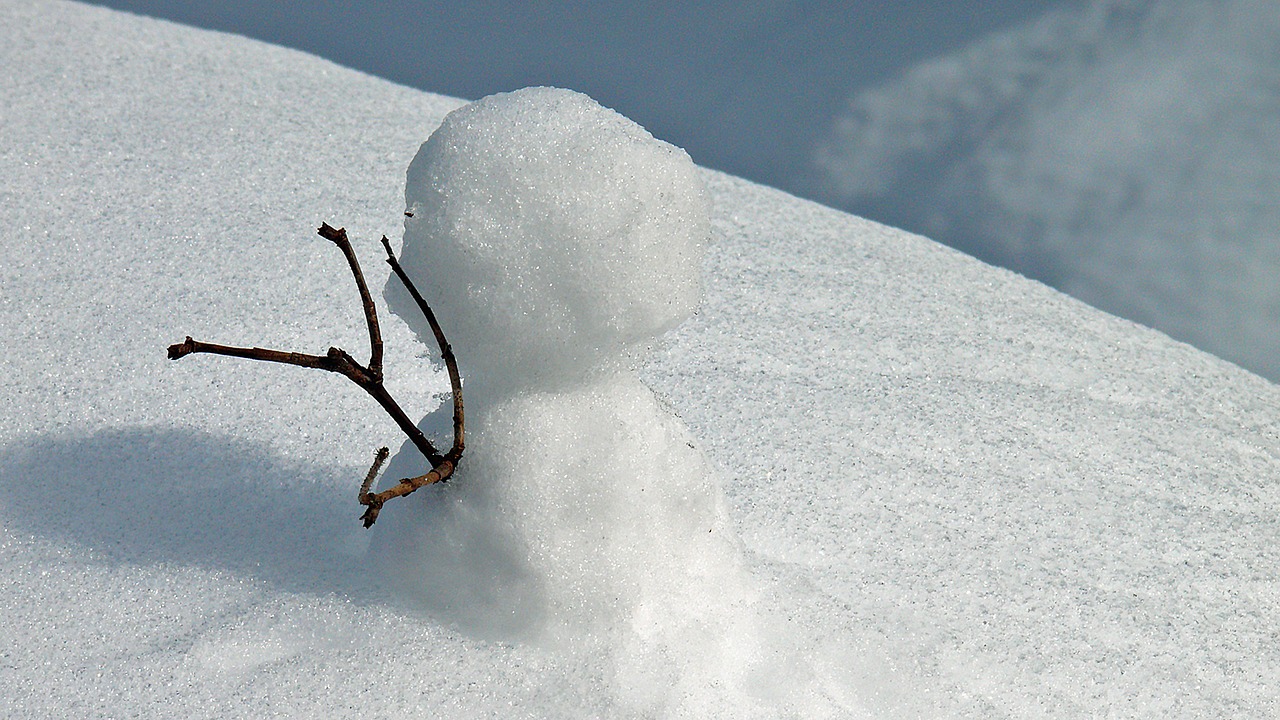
[370,88,758,706]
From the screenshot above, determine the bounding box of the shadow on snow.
[0,426,380,599]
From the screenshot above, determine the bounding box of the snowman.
[369,88,758,704]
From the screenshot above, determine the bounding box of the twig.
[167,224,465,527]
[381,235,464,461]
[361,446,390,499]
[319,222,383,379]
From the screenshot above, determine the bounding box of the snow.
[390,87,707,395]
[815,0,1280,382]
[375,88,764,716]
[2,1,1279,718]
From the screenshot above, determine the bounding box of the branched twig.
[168,223,465,527]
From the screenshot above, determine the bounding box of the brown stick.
[358,459,456,527]
[319,223,383,379]
[361,446,390,499]
[381,235,465,462]
[167,224,464,527]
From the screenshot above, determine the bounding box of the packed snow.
[388,87,708,395]
[2,1,1278,718]
[374,88,778,715]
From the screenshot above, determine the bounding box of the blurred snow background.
[81,0,1280,382]
[815,0,1280,381]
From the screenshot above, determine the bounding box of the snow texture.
[2,1,1278,718]
[374,88,771,715]
[389,87,707,396]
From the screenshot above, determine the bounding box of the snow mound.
[390,86,708,396]
[4,2,1278,717]
[376,378,769,712]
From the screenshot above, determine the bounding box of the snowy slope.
[2,1,1278,718]
[815,0,1280,382]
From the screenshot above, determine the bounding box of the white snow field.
[2,1,1278,718]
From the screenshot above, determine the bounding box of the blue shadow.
[0,427,378,598]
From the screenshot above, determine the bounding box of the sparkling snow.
[1,1,1277,718]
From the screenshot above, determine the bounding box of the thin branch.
[167,224,465,527]
[168,338,441,466]
[358,458,456,528]
[318,223,383,379]
[381,235,465,462]
[361,446,390,499]
[168,337,329,369]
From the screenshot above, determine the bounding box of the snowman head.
[390,87,708,396]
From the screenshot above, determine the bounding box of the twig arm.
[361,375,445,466]
[167,337,329,368]
[361,446,390,499]
[358,459,457,527]
[319,223,383,379]
[169,337,444,466]
[381,236,465,461]
[167,224,464,527]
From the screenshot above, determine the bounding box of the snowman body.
[372,89,754,708]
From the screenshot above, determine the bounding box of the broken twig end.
[317,222,345,244]
[167,336,195,360]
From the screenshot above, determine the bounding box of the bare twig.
[317,222,383,378]
[356,456,458,528]
[382,235,465,461]
[167,224,465,527]
[361,446,390,499]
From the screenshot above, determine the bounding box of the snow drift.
[1,1,1278,718]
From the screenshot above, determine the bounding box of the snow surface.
[390,87,707,395]
[815,0,1280,382]
[2,1,1279,718]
